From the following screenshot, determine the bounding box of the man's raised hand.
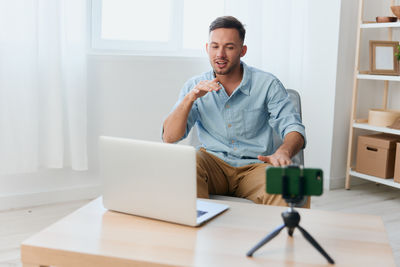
[190,78,221,101]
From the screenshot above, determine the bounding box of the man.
[163,16,306,206]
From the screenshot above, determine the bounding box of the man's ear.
[206,43,209,53]
[240,45,247,57]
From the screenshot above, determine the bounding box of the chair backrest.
[187,88,304,165]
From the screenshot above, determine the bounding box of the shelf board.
[349,169,400,189]
[361,21,400,28]
[353,122,400,135]
[357,73,400,81]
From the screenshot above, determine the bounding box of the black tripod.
[246,166,335,264]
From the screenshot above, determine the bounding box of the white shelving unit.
[349,169,400,189]
[361,21,400,28]
[353,122,400,135]
[357,73,400,81]
[345,0,400,189]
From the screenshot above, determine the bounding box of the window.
[91,0,225,56]
[182,0,225,51]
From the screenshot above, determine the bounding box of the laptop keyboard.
[197,210,207,217]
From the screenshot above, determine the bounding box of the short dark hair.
[209,16,246,42]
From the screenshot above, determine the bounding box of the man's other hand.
[258,151,292,167]
[190,78,221,101]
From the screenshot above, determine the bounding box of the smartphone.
[266,166,323,196]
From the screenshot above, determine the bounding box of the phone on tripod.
[266,166,323,196]
[247,166,334,264]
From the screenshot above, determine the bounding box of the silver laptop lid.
[100,136,197,226]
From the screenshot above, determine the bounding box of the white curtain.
[225,0,308,90]
[261,0,308,90]
[225,0,264,68]
[0,0,88,175]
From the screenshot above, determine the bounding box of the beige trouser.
[196,148,310,208]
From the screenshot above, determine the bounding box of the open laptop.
[99,136,229,227]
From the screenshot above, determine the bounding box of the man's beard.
[212,56,241,75]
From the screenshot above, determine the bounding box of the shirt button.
[228,124,232,128]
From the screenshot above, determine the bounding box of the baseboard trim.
[0,184,102,211]
[329,176,368,190]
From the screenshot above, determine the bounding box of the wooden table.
[21,197,395,267]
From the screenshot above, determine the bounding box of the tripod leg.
[297,225,335,264]
[246,224,285,257]
[288,227,295,236]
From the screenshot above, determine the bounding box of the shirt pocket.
[243,108,267,139]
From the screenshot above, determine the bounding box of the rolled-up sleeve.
[266,79,307,148]
[162,79,199,142]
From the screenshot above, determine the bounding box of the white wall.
[329,0,359,188]
[300,0,342,189]
[0,169,99,210]
[87,55,210,170]
[261,0,343,189]
[0,55,210,211]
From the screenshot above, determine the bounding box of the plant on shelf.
[396,44,400,61]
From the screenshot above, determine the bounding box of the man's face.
[206,28,247,76]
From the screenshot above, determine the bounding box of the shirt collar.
[237,61,251,96]
[209,61,252,96]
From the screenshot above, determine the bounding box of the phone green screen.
[266,167,323,196]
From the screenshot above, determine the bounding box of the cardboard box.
[356,134,399,178]
[394,143,400,183]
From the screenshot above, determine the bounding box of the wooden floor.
[1,182,399,267]
[0,199,92,267]
[312,182,400,267]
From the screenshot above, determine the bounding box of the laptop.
[99,136,229,227]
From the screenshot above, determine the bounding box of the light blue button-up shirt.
[171,61,306,167]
